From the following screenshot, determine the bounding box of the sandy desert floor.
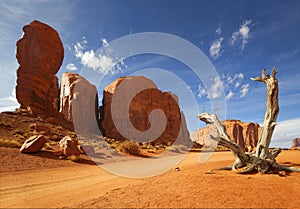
[0,147,299,208]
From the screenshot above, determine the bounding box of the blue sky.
[0,0,299,147]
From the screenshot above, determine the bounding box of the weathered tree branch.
[197,113,248,170]
[197,68,300,174]
[251,67,279,158]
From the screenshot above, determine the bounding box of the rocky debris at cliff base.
[20,135,47,153]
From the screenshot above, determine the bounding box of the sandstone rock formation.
[291,138,300,148]
[59,136,81,156]
[194,120,261,151]
[59,72,100,134]
[100,76,191,146]
[20,135,47,153]
[16,20,64,117]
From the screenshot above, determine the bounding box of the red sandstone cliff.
[59,72,100,134]
[291,138,300,148]
[100,76,191,145]
[194,120,261,151]
[16,20,63,117]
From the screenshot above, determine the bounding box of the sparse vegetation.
[42,141,54,150]
[166,144,188,153]
[11,129,25,136]
[67,155,82,162]
[0,138,23,148]
[116,140,140,156]
[0,122,12,129]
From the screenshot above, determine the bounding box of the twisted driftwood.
[198,68,300,174]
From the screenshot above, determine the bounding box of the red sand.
[0,147,299,208]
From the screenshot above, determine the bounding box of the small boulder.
[59,136,78,149]
[59,136,80,156]
[20,135,47,153]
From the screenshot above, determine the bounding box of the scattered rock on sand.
[59,136,81,156]
[20,135,47,153]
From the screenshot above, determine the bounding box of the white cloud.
[227,76,233,84]
[271,117,300,148]
[73,37,125,75]
[101,38,109,47]
[216,26,222,35]
[197,84,207,98]
[207,76,223,99]
[209,37,224,59]
[234,73,244,80]
[240,84,249,98]
[234,82,240,88]
[0,88,19,112]
[226,90,234,100]
[230,20,252,50]
[198,73,248,100]
[66,63,77,71]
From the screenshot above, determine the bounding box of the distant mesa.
[291,138,300,148]
[193,120,261,151]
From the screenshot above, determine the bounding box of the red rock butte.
[59,72,100,133]
[16,20,64,117]
[100,76,191,146]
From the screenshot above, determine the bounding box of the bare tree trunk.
[251,68,279,159]
[197,68,300,174]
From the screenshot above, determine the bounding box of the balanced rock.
[20,135,47,153]
[291,138,300,148]
[100,76,191,146]
[194,120,261,151]
[16,20,63,117]
[59,72,100,133]
[59,136,80,156]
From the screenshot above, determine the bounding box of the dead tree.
[198,68,300,174]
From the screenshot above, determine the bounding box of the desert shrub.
[56,125,63,131]
[0,138,23,148]
[117,140,140,156]
[11,129,25,136]
[166,144,188,153]
[166,145,181,153]
[67,155,82,162]
[147,149,156,153]
[155,144,166,150]
[42,142,53,151]
[110,141,119,149]
[0,122,12,129]
[14,134,24,140]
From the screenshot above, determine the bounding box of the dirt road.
[1,149,299,208]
